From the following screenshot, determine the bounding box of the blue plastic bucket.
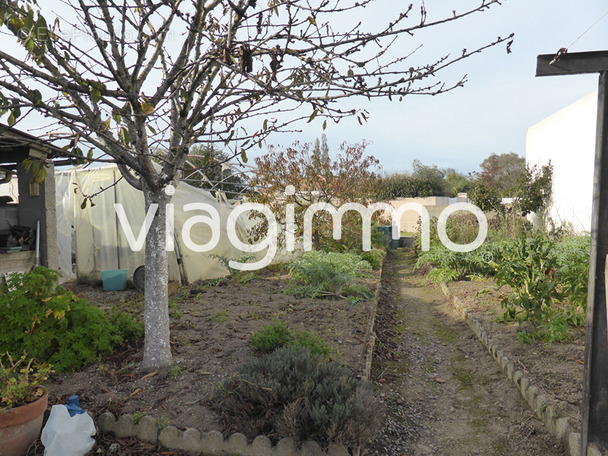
[101,269,128,291]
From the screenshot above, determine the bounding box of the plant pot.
[0,389,48,456]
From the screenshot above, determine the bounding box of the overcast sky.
[264,0,608,175]
[5,1,608,176]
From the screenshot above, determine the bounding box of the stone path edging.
[94,255,388,456]
[362,253,387,383]
[96,412,351,455]
[438,282,591,456]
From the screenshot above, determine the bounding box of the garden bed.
[46,265,381,440]
[443,278,585,434]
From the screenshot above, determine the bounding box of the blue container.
[101,269,128,291]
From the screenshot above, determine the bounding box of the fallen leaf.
[130,388,142,398]
[576,360,585,365]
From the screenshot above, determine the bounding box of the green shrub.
[415,242,503,284]
[444,210,482,245]
[0,267,141,371]
[212,347,382,448]
[286,251,371,300]
[250,321,332,359]
[552,235,590,323]
[291,330,332,358]
[250,321,292,353]
[354,248,385,270]
[493,234,560,323]
[109,311,145,343]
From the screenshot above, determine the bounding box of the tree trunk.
[141,183,173,371]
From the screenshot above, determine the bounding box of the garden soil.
[366,250,570,456]
[33,266,378,455]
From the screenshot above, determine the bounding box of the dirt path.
[366,251,566,456]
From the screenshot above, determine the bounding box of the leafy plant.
[0,267,141,371]
[492,234,560,323]
[250,321,292,353]
[109,311,144,343]
[210,254,256,283]
[552,235,590,322]
[250,321,332,359]
[415,242,503,284]
[291,330,332,359]
[354,248,385,270]
[286,251,372,300]
[0,353,53,410]
[212,347,382,448]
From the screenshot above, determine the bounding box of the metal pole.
[581,71,608,455]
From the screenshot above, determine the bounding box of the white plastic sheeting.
[55,166,256,284]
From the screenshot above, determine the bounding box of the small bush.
[291,330,332,358]
[415,242,503,284]
[109,311,145,343]
[0,267,141,371]
[250,321,292,353]
[493,234,560,323]
[286,251,371,300]
[212,347,382,449]
[250,321,332,358]
[355,248,385,270]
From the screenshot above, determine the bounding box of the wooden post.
[536,51,608,455]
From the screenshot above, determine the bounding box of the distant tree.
[480,153,525,197]
[312,134,330,169]
[180,145,246,198]
[378,160,456,199]
[469,174,503,213]
[445,168,473,196]
[513,162,553,216]
[411,160,450,195]
[249,140,381,250]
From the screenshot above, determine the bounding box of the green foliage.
[493,233,589,327]
[0,267,141,371]
[250,321,332,359]
[416,243,503,284]
[353,248,385,270]
[109,311,145,342]
[291,330,332,358]
[513,163,553,216]
[444,210,483,245]
[0,353,52,410]
[212,347,382,448]
[286,251,372,300]
[552,235,590,319]
[419,230,589,341]
[250,321,293,353]
[469,176,503,214]
[492,234,560,323]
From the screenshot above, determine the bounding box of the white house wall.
[526,91,597,233]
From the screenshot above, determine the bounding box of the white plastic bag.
[41,404,96,456]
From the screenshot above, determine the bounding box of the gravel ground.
[365,250,566,456]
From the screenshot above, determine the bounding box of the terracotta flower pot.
[0,389,48,456]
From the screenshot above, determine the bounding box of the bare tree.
[0,0,513,370]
